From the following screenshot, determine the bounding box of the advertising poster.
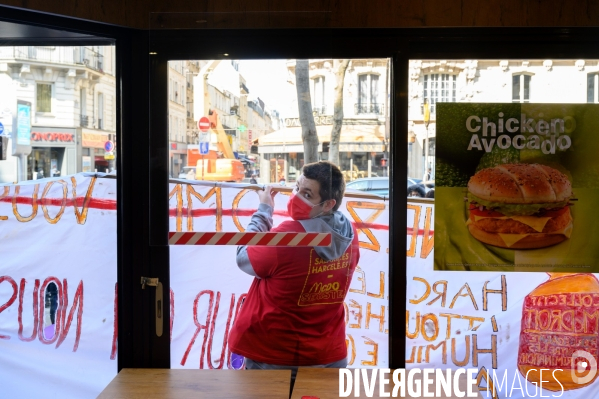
[434,103,599,273]
[16,100,31,146]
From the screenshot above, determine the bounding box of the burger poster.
[434,103,599,272]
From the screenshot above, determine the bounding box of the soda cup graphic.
[518,273,599,390]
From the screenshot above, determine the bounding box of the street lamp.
[423,98,430,180]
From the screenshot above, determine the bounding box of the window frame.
[357,72,381,115]
[36,82,53,113]
[588,72,599,103]
[422,73,456,114]
[512,72,533,103]
[311,75,326,114]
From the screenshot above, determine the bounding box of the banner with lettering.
[169,184,390,369]
[408,199,599,398]
[0,174,118,398]
[5,174,596,398]
[435,103,599,273]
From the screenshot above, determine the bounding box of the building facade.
[167,60,188,177]
[256,58,390,184]
[0,45,116,183]
[407,59,599,181]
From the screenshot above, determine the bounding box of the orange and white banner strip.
[169,232,332,247]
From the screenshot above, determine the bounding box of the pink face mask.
[287,190,325,220]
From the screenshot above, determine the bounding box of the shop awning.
[256,124,386,153]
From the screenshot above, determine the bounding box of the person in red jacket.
[228,161,360,382]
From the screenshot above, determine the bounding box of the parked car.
[346,177,389,196]
[408,180,435,198]
[178,166,197,180]
[407,177,422,188]
[345,176,434,197]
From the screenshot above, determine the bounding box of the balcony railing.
[355,103,384,115]
[80,114,89,127]
[0,46,105,73]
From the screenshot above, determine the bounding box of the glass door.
[164,57,392,370]
[0,17,120,398]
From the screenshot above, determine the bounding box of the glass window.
[168,58,390,371]
[98,92,104,129]
[36,83,52,112]
[370,178,388,190]
[346,179,369,190]
[0,41,117,397]
[512,73,531,102]
[588,73,598,103]
[0,45,117,182]
[423,73,456,114]
[312,76,325,114]
[357,73,380,114]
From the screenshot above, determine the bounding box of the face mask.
[287,190,325,220]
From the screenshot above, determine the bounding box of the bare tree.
[295,59,319,164]
[329,59,350,166]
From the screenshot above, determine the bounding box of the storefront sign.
[82,132,109,148]
[339,143,383,152]
[284,114,333,127]
[435,103,599,273]
[31,132,74,142]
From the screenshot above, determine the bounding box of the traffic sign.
[199,142,209,155]
[199,132,209,155]
[104,140,114,152]
[198,116,210,132]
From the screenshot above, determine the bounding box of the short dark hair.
[302,161,345,211]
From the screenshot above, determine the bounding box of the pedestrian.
[228,161,360,387]
[250,174,258,184]
[423,167,432,182]
[279,177,286,186]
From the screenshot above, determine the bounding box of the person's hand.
[258,185,277,208]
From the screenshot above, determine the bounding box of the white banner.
[169,184,390,369]
[0,174,117,398]
[7,175,595,398]
[407,201,599,398]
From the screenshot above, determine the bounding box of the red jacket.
[228,220,360,366]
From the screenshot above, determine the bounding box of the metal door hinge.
[141,276,159,289]
[140,276,163,337]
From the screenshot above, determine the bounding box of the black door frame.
[148,26,599,370]
[0,5,157,370]
[3,5,599,371]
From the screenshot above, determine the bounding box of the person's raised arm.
[236,186,278,277]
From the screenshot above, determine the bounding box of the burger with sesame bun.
[466,163,573,249]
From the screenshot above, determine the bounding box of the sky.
[238,59,297,119]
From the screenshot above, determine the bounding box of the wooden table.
[290,368,483,399]
[97,368,291,399]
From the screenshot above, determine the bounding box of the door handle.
[141,276,163,337]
